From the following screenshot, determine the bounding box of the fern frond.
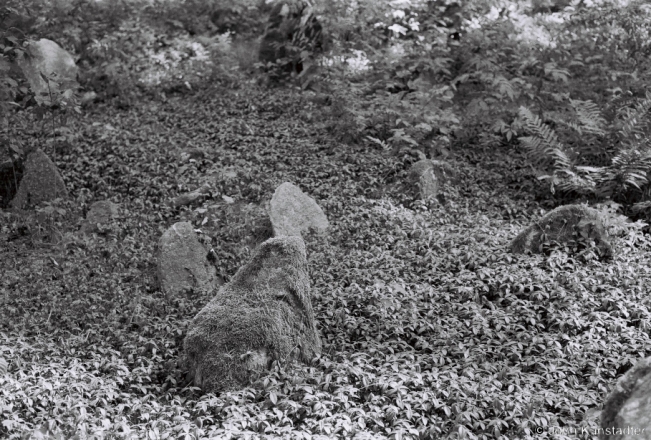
[618,91,651,141]
[518,106,563,164]
[569,99,606,136]
[598,147,651,197]
[492,75,516,101]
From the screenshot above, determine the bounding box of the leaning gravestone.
[81,200,119,234]
[269,182,329,237]
[157,222,217,297]
[10,149,67,209]
[600,356,651,440]
[17,39,78,103]
[183,236,321,392]
[510,204,612,258]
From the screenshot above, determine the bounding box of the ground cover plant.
[3,0,651,439]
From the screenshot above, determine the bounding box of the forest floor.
[2,82,651,439]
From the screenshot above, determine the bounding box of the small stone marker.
[17,38,78,103]
[81,200,119,234]
[157,222,217,297]
[10,149,68,209]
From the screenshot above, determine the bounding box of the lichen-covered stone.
[157,222,217,297]
[510,204,612,258]
[81,200,119,234]
[183,236,321,392]
[600,357,651,440]
[406,159,455,201]
[269,182,329,237]
[10,149,67,209]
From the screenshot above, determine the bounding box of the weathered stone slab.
[269,182,328,237]
[10,149,67,209]
[407,159,455,201]
[157,222,217,297]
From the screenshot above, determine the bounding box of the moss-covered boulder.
[600,357,651,439]
[183,236,321,392]
[510,204,612,258]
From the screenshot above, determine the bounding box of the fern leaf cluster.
[518,106,562,165]
[568,99,606,136]
[519,94,651,207]
[617,91,651,142]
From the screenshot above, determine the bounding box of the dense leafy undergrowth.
[2,84,651,440]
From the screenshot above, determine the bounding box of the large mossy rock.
[183,236,321,392]
[157,222,217,297]
[16,38,78,103]
[269,182,329,238]
[510,204,612,258]
[10,149,67,209]
[600,357,651,439]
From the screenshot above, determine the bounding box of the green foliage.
[2,85,651,439]
[5,1,651,439]
[518,91,651,209]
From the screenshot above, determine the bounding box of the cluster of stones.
[157,182,327,392]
